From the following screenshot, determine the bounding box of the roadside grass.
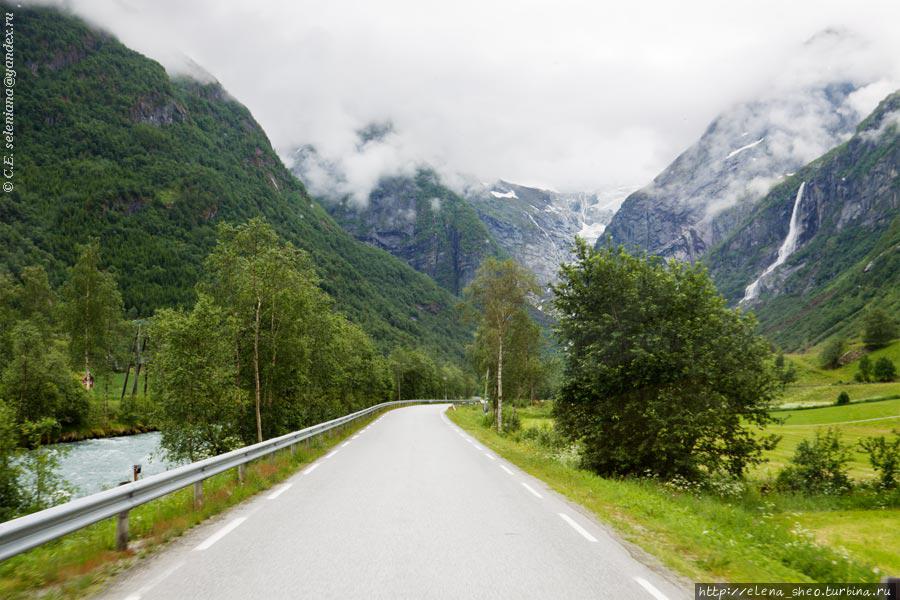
[782,510,900,577]
[0,412,380,600]
[449,404,896,583]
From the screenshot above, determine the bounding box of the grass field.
[757,398,900,480]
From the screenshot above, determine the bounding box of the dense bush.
[835,391,850,406]
[482,407,520,433]
[553,241,779,482]
[819,337,846,370]
[776,428,852,495]
[873,357,896,382]
[859,432,900,489]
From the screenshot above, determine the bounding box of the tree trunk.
[253,296,263,443]
[496,335,503,433]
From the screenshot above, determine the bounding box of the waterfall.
[741,181,806,303]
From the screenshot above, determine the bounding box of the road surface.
[97,405,687,599]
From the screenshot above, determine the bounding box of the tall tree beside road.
[203,218,326,443]
[553,240,780,481]
[464,258,539,432]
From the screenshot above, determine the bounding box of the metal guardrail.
[0,398,473,561]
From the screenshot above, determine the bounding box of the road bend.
[97,404,687,600]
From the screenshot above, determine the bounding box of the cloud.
[28,0,900,201]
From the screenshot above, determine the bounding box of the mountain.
[464,181,630,292]
[705,90,899,349]
[1,4,472,361]
[604,30,885,262]
[291,146,501,295]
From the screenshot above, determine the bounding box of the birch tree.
[464,258,538,432]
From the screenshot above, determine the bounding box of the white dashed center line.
[558,513,598,542]
[634,577,669,600]
[194,517,247,551]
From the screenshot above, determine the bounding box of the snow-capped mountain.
[465,181,633,290]
[605,29,896,262]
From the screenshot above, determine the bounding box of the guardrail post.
[193,480,204,509]
[289,444,295,458]
[116,510,129,551]
[238,463,245,484]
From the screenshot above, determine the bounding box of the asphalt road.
[97,405,688,600]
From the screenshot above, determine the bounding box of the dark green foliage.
[58,239,125,379]
[774,351,797,388]
[388,347,441,400]
[854,355,872,382]
[482,407,520,433]
[151,295,244,461]
[0,322,89,428]
[862,308,898,349]
[836,391,850,406]
[858,432,900,489]
[819,337,846,370]
[6,4,470,362]
[152,220,400,455]
[776,428,852,495]
[553,241,780,481]
[873,357,897,382]
[0,402,20,521]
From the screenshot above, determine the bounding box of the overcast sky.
[43,0,900,195]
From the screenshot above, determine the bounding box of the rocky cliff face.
[465,181,630,292]
[706,90,899,348]
[604,30,889,262]
[291,159,501,295]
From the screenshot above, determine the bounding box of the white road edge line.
[194,517,247,551]
[303,463,319,475]
[352,434,359,439]
[483,453,496,461]
[558,513,598,542]
[267,483,292,500]
[325,450,338,459]
[521,482,543,498]
[500,465,514,475]
[634,576,670,600]
[341,441,350,448]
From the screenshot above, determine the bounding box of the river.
[41,432,181,499]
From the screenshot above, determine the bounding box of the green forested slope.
[325,169,504,295]
[1,4,470,360]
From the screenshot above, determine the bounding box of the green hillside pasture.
[756,398,900,480]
